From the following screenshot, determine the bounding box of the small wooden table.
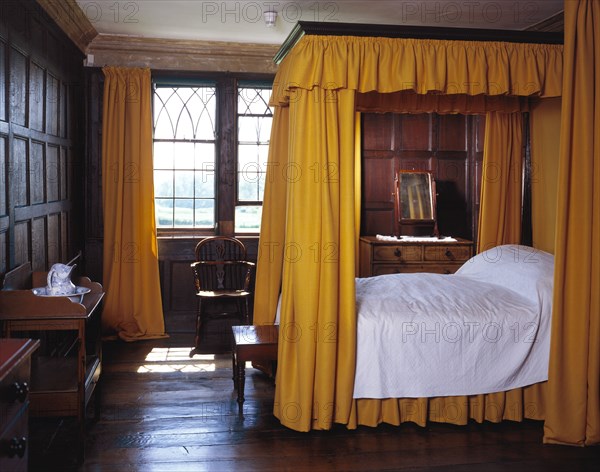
[0,265,104,463]
[231,325,278,416]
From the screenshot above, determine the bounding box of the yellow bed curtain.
[544,0,600,446]
[477,112,524,253]
[274,88,358,431]
[253,107,290,325]
[256,36,562,432]
[101,67,167,341]
[530,97,562,255]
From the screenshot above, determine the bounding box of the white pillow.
[455,244,554,305]
[275,294,281,324]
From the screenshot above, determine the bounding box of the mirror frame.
[394,170,439,237]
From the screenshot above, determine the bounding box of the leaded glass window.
[153,86,217,229]
[236,86,272,233]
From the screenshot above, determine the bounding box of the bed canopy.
[254,0,599,447]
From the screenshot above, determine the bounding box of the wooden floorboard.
[28,334,600,471]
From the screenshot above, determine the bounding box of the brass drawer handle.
[10,381,29,403]
[9,436,27,458]
[445,249,455,261]
[394,248,402,258]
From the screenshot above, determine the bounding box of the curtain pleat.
[101,67,167,341]
[354,111,362,274]
[544,0,600,446]
[349,383,546,428]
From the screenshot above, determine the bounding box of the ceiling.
[75,0,564,46]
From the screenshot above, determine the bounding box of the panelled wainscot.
[359,236,473,277]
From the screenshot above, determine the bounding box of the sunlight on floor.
[136,347,217,373]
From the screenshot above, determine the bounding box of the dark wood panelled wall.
[361,112,485,241]
[0,0,85,277]
[83,69,104,285]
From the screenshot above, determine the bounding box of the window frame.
[152,83,218,233]
[235,82,273,234]
[151,74,274,237]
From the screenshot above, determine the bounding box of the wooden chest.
[359,236,473,277]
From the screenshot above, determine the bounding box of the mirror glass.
[399,172,434,220]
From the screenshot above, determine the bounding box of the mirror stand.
[393,171,439,238]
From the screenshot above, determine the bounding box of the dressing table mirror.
[394,170,439,237]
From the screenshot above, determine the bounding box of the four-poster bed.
[255,21,562,432]
[252,3,600,446]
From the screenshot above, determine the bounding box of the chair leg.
[231,350,237,389]
[194,299,203,349]
[244,298,251,325]
[239,298,250,325]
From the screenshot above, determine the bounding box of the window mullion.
[216,77,237,236]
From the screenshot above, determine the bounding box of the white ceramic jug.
[46,263,77,295]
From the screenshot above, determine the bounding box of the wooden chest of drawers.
[0,338,39,472]
[359,236,473,277]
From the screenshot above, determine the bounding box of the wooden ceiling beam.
[36,0,97,53]
[274,21,564,64]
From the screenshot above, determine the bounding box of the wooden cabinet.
[0,263,104,462]
[359,236,473,277]
[0,338,40,472]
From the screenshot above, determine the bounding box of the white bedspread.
[354,245,554,399]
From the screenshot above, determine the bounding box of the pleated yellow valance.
[272,35,563,104]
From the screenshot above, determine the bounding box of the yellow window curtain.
[544,0,600,446]
[101,67,167,342]
[477,112,524,253]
